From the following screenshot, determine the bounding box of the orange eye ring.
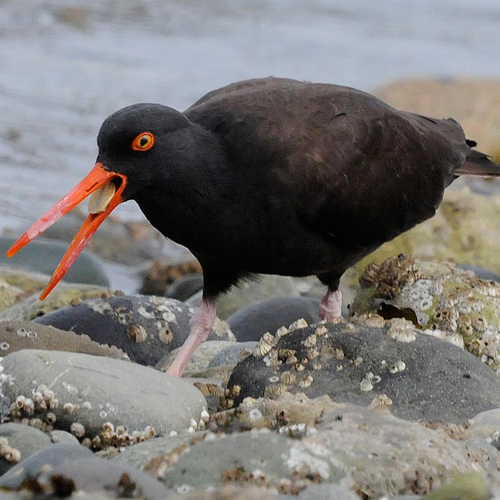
[132,132,155,151]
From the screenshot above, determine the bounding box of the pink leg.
[318,288,342,322]
[167,300,216,377]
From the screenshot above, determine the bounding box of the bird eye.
[132,132,155,151]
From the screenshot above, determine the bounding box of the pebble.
[0,350,207,440]
[0,423,52,475]
[0,443,93,489]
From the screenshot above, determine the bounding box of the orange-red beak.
[6,162,127,300]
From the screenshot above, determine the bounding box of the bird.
[7,77,500,376]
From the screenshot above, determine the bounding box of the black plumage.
[8,77,500,376]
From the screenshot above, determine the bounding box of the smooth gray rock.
[228,321,500,424]
[0,423,52,475]
[0,443,93,489]
[35,295,233,366]
[0,236,109,287]
[166,273,204,301]
[227,297,320,342]
[0,350,207,438]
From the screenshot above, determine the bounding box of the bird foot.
[318,288,342,322]
[166,300,216,377]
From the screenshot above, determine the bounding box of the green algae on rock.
[0,285,111,321]
[351,255,500,370]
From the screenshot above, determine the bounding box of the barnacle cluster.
[353,256,500,370]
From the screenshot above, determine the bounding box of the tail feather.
[455,149,500,177]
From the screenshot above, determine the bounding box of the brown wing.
[186,78,472,250]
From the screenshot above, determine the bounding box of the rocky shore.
[1,77,500,499]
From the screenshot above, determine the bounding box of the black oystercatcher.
[7,77,500,376]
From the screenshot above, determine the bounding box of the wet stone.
[35,295,234,366]
[0,320,127,359]
[166,273,204,302]
[0,423,52,476]
[227,297,320,342]
[0,350,207,440]
[227,321,500,424]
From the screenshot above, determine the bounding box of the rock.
[0,285,109,321]
[0,267,60,295]
[114,433,199,470]
[0,443,93,489]
[423,472,489,500]
[340,188,500,291]
[307,405,481,498]
[0,320,128,359]
[171,487,280,500]
[0,423,52,475]
[39,456,172,500]
[48,430,80,445]
[157,341,255,376]
[213,392,336,432]
[293,484,359,500]
[166,273,204,302]
[186,275,300,320]
[351,255,500,370]
[35,295,234,366]
[0,280,21,314]
[373,79,500,161]
[140,259,202,296]
[151,430,347,494]
[466,409,500,450]
[0,236,109,287]
[0,350,207,440]
[459,264,500,283]
[227,297,320,342]
[227,319,500,423]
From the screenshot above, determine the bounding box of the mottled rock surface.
[352,255,500,370]
[0,285,109,321]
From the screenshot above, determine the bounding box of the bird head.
[6,103,192,299]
